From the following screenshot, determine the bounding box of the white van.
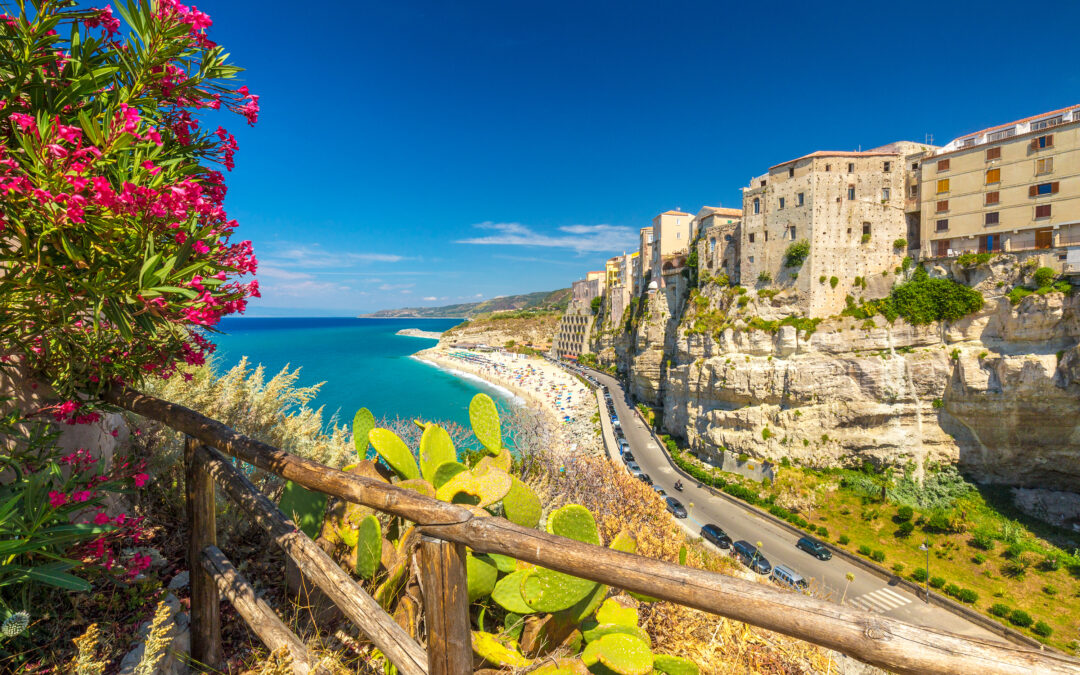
[769,565,808,592]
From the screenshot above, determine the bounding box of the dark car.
[638,473,653,485]
[700,524,732,549]
[732,540,771,574]
[665,497,687,518]
[796,537,832,561]
[622,451,636,464]
[652,485,667,497]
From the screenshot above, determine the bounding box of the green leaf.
[547,504,601,546]
[27,563,91,592]
[431,461,468,489]
[466,553,498,603]
[653,654,700,675]
[139,252,162,288]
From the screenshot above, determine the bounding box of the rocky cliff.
[440,312,561,351]
[598,255,1080,492]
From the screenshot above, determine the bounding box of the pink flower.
[133,472,149,488]
[71,490,93,503]
[192,240,210,254]
[93,512,110,525]
[9,112,35,132]
[48,491,68,508]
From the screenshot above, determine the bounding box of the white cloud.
[457,222,638,253]
[423,296,438,301]
[263,243,407,269]
[378,283,415,291]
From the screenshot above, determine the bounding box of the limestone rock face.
[603,260,1080,492]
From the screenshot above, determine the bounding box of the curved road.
[581,366,1001,642]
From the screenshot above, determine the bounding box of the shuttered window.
[936,200,949,212]
[1035,204,1052,219]
[985,191,1000,205]
[937,158,950,171]
[936,219,949,231]
[1031,182,1060,196]
[985,168,1000,184]
[937,179,950,193]
[985,212,999,226]
[986,147,1001,161]
[1032,135,1054,149]
[1036,158,1054,174]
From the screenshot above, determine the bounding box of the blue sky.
[198,1,1080,315]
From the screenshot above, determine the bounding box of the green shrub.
[888,266,984,325]
[1042,584,1058,596]
[838,534,850,545]
[871,550,886,563]
[817,527,829,539]
[929,576,945,589]
[896,505,914,522]
[950,348,961,361]
[857,544,872,556]
[1007,285,1035,305]
[1032,621,1053,637]
[957,252,994,267]
[911,568,929,583]
[737,295,750,307]
[758,271,773,284]
[944,583,961,597]
[989,603,1011,618]
[897,521,915,537]
[819,275,827,284]
[861,233,871,244]
[1008,609,1033,628]
[893,238,908,249]
[957,589,978,604]
[1033,266,1056,288]
[972,553,986,564]
[970,529,995,551]
[892,562,905,573]
[784,240,810,268]
[931,398,944,409]
[1039,554,1061,571]
[830,276,840,288]
[591,296,602,314]
[761,427,773,441]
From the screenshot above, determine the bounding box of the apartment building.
[697,213,741,282]
[740,142,928,315]
[650,210,693,287]
[552,305,594,359]
[919,105,1080,265]
[691,206,742,241]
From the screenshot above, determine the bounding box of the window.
[985,191,999,205]
[764,231,769,242]
[788,167,795,178]
[1031,182,1059,196]
[985,212,999,226]
[753,198,760,214]
[797,192,804,206]
[987,128,1016,142]
[1031,117,1062,132]
[748,233,755,243]
[986,146,1001,161]
[980,234,1001,252]
[862,223,871,236]
[847,162,855,173]
[912,162,920,170]
[936,200,949,212]
[778,197,785,210]
[709,239,716,254]
[936,219,949,232]
[1036,157,1054,174]
[724,234,732,242]
[825,164,831,172]
[676,232,681,239]
[1033,134,1054,149]
[935,239,950,257]
[1035,204,1052,219]
[937,178,950,193]
[881,187,891,200]
[909,185,918,198]
[937,158,950,172]
[789,226,797,239]
[760,179,767,187]
[748,256,754,263]
[884,161,891,172]
[847,185,855,200]
[985,168,1000,184]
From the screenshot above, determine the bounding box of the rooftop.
[952,104,1080,144]
[769,150,898,171]
[659,210,691,216]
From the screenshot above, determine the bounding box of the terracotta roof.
[708,207,742,217]
[769,150,897,171]
[639,226,653,233]
[660,210,691,216]
[952,104,1080,143]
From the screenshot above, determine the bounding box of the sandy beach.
[396,328,444,339]
[413,346,602,456]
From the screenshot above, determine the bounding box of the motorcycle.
[674,480,683,492]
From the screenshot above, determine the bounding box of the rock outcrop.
[598,255,1080,492]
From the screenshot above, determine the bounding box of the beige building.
[918,105,1080,265]
[636,227,654,292]
[697,210,742,283]
[740,142,929,315]
[552,303,595,359]
[691,206,742,241]
[650,210,693,287]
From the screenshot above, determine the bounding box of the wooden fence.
[105,386,1080,675]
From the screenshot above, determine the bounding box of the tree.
[590,296,602,314]
[0,1,259,414]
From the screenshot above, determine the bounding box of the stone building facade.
[552,301,596,359]
[740,142,930,316]
[694,207,742,283]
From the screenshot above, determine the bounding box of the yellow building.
[605,257,622,286]
[650,210,693,287]
[918,105,1080,261]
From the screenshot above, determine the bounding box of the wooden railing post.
[185,437,222,669]
[419,536,472,675]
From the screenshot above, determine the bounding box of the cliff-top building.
[695,207,743,283]
[636,226,654,292]
[918,105,1080,267]
[741,141,931,315]
[650,210,693,288]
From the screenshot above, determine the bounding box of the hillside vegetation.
[443,309,562,351]
[367,288,570,318]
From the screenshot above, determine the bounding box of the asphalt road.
[585,367,1002,642]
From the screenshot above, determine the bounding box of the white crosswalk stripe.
[849,587,913,613]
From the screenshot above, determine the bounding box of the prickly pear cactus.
[466,554,499,603]
[547,504,601,546]
[581,622,652,647]
[472,630,532,668]
[469,393,502,453]
[368,428,420,480]
[277,481,327,539]
[487,553,518,573]
[353,515,381,580]
[529,659,589,674]
[608,529,637,554]
[352,407,375,455]
[652,654,700,675]
[580,633,654,675]
[521,567,600,613]
[502,477,542,528]
[491,570,535,614]
[595,598,638,627]
[431,460,468,488]
[434,467,511,507]
[419,423,457,483]
[678,545,687,566]
[394,478,436,498]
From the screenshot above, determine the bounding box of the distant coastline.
[396,328,444,339]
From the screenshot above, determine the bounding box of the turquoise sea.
[212,317,514,430]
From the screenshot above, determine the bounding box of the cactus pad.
[608,530,636,554]
[678,545,687,566]
[488,553,518,574]
[469,393,502,453]
[580,633,654,675]
[394,478,436,498]
[581,623,652,647]
[503,477,542,528]
[652,654,700,675]
[352,407,375,455]
[595,598,638,627]
[277,481,327,539]
[547,504,601,546]
[419,424,457,482]
[558,576,609,623]
[368,428,420,480]
[491,570,535,614]
[467,554,499,603]
[435,468,512,508]
[431,460,468,488]
[354,515,381,580]
[471,631,532,668]
[522,568,601,613]
[474,447,512,473]
[529,659,590,675]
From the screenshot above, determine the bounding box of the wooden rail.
[108,386,1080,675]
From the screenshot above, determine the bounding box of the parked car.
[626,461,641,473]
[699,524,732,549]
[617,439,630,453]
[796,537,832,561]
[732,540,771,574]
[664,497,688,518]
[612,418,621,428]
[652,485,667,497]
[770,565,809,592]
[622,452,636,464]
[638,473,653,486]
